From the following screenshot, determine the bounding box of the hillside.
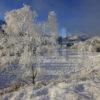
[71,37,100,52]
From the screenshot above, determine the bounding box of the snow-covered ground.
[0,50,94,88]
[1,70,100,100]
[0,50,100,100]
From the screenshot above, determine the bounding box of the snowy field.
[0,49,92,88]
[0,49,100,100]
[0,49,99,88]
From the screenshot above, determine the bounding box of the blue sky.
[0,0,100,36]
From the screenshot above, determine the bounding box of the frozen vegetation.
[71,37,100,52]
[0,5,100,100]
[0,4,58,83]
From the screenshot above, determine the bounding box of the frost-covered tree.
[0,5,60,86]
[1,5,41,83]
[48,11,58,35]
[48,11,59,56]
[3,5,37,36]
